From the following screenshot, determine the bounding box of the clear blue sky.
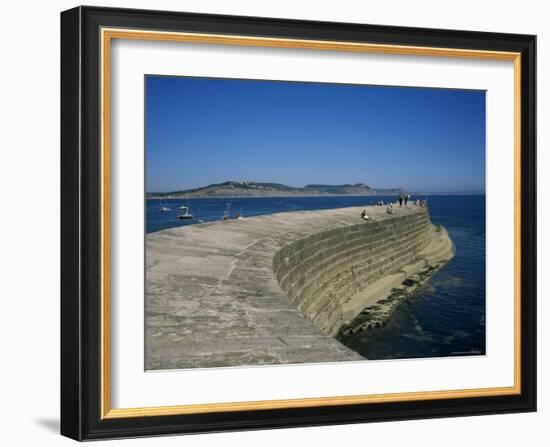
[145,76,485,193]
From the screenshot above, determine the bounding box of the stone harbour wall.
[145,204,453,370]
[274,210,435,336]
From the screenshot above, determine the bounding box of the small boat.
[222,202,231,220]
[159,199,171,212]
[177,205,193,220]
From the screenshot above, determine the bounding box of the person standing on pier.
[398,194,403,207]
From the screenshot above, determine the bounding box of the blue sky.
[145,76,485,193]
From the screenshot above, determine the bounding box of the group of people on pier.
[361,194,428,221]
[398,193,411,206]
[396,193,428,209]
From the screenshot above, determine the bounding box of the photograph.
[55,3,538,441]
[144,75,486,370]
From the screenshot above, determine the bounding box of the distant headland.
[147,181,404,198]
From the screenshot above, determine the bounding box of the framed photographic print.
[60,6,536,441]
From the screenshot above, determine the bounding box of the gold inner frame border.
[99,27,522,419]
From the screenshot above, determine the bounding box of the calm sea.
[146,194,486,360]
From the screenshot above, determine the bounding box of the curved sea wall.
[145,204,453,370]
[274,208,451,336]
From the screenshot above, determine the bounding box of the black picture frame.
[61,5,536,441]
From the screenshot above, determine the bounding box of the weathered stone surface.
[337,226,455,338]
[146,204,453,370]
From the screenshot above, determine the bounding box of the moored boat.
[177,205,193,220]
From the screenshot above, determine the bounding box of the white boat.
[177,205,193,220]
[159,198,171,212]
[222,202,231,220]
